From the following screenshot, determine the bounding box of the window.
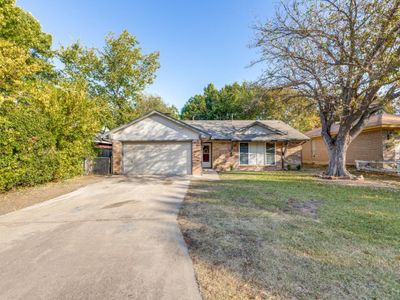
[239,143,249,165]
[265,143,275,165]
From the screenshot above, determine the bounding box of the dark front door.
[202,143,211,168]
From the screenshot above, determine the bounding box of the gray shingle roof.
[184,120,309,141]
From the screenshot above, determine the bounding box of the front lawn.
[179,171,400,299]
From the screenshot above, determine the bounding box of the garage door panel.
[123,142,191,175]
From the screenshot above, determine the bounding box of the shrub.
[0,80,101,191]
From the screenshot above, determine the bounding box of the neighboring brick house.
[103,111,309,176]
[303,113,400,165]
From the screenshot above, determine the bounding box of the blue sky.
[17,0,276,110]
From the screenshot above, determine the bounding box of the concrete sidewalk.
[0,176,201,300]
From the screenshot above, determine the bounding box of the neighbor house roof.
[185,120,309,141]
[94,127,112,145]
[305,113,400,138]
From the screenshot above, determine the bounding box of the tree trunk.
[325,138,352,177]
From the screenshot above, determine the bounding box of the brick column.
[112,141,122,175]
[192,139,202,176]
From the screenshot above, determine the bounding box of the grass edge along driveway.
[178,171,400,300]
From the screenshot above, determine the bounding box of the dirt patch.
[285,198,321,219]
[316,177,400,190]
[0,175,103,216]
[303,166,400,190]
[102,200,138,209]
[237,196,249,204]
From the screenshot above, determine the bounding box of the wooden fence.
[84,157,111,175]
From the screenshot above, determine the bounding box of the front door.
[202,143,211,168]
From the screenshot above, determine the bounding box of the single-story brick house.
[302,113,400,165]
[103,111,309,176]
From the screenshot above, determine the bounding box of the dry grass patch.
[0,175,103,215]
[179,171,400,299]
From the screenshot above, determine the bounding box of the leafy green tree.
[0,0,52,57]
[0,0,53,100]
[0,1,103,190]
[0,39,41,100]
[181,94,207,120]
[58,30,160,127]
[134,94,179,118]
[181,82,257,120]
[0,79,102,190]
[30,79,103,179]
[181,82,320,131]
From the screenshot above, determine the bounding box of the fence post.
[397,161,400,176]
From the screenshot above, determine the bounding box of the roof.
[305,113,400,138]
[184,120,309,141]
[99,111,309,142]
[105,110,211,138]
[94,127,112,145]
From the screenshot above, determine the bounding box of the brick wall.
[302,140,312,163]
[302,129,385,165]
[211,141,238,171]
[192,140,202,176]
[210,141,302,171]
[112,141,122,174]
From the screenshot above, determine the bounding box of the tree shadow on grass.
[178,176,400,300]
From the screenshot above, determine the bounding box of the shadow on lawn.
[178,174,400,300]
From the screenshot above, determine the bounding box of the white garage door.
[122,142,192,175]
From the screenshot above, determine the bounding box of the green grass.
[179,171,400,299]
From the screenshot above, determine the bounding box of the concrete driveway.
[0,176,201,300]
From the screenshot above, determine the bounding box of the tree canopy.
[254,0,400,177]
[58,30,160,128]
[0,0,52,56]
[134,94,179,119]
[0,1,166,190]
[181,82,320,132]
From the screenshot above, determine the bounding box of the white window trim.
[265,142,276,166]
[238,142,277,166]
[239,142,249,165]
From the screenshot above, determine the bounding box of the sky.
[17,0,277,110]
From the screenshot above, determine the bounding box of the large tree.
[181,82,262,120]
[0,1,103,190]
[254,0,400,177]
[58,30,160,128]
[181,82,319,131]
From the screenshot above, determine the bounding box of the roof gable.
[108,111,209,141]
[185,120,309,141]
[236,121,287,135]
